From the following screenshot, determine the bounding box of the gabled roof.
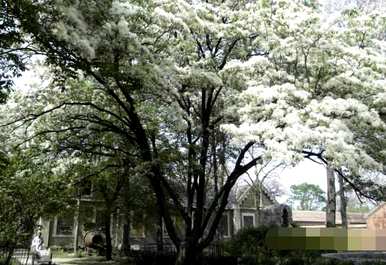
[366,202,386,219]
[235,181,277,206]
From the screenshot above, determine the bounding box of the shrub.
[224,225,271,257]
[360,261,386,265]
[222,225,358,265]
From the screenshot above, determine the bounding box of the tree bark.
[121,223,130,256]
[256,182,261,226]
[104,210,112,260]
[5,246,14,265]
[121,176,131,256]
[338,172,348,228]
[326,166,336,227]
[175,243,202,265]
[73,197,80,256]
[156,214,164,252]
[212,133,218,196]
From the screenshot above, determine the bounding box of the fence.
[132,243,236,265]
[0,246,33,265]
[136,242,224,256]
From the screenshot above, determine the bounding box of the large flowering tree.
[4,1,266,264]
[3,1,386,264]
[224,1,386,200]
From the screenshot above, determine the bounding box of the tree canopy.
[1,1,385,264]
[287,182,326,211]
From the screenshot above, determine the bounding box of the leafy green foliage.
[287,183,326,211]
[0,149,74,245]
[0,1,28,103]
[1,2,386,264]
[223,225,354,265]
[224,226,271,257]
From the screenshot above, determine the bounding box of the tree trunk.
[121,223,130,256]
[121,177,131,256]
[175,243,202,265]
[104,211,112,260]
[212,136,218,196]
[338,172,348,228]
[73,197,80,256]
[156,214,164,252]
[256,182,261,226]
[5,246,14,265]
[326,166,336,227]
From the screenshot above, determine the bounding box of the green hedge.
[222,226,359,265]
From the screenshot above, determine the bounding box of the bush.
[222,225,358,265]
[224,225,271,257]
[360,261,386,265]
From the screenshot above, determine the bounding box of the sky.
[276,160,326,203]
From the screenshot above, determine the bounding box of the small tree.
[0,149,73,265]
[287,183,326,211]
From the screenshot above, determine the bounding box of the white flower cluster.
[223,1,386,174]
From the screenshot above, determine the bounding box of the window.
[80,180,92,196]
[81,206,95,223]
[95,209,105,229]
[131,224,145,238]
[218,213,230,237]
[282,208,289,227]
[55,212,74,236]
[242,213,255,228]
[81,206,96,230]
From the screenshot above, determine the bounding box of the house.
[38,185,107,250]
[292,202,386,229]
[218,183,291,238]
[367,202,386,230]
[39,181,288,250]
[292,210,367,228]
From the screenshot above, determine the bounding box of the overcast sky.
[277,160,327,203]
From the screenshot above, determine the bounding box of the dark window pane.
[243,215,254,228]
[219,214,229,237]
[56,213,74,235]
[81,180,92,196]
[95,210,105,229]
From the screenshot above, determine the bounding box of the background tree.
[345,191,373,213]
[0,145,74,265]
[287,183,326,211]
[0,1,28,102]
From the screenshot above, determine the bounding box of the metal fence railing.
[135,242,224,256]
[13,248,32,265]
[0,246,33,265]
